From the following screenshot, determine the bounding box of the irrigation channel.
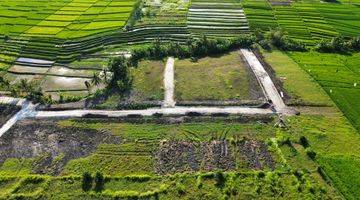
[0,49,293,137]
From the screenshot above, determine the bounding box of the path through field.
[240,49,287,112]
[163,57,176,108]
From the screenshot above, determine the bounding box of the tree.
[82,172,93,192]
[94,172,104,192]
[107,56,132,93]
[91,73,101,86]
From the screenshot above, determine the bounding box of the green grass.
[317,155,360,200]
[174,51,260,101]
[131,59,165,101]
[289,51,360,131]
[262,50,332,106]
[279,108,360,200]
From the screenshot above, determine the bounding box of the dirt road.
[163,57,176,108]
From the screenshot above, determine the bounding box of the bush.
[94,172,104,192]
[299,136,309,148]
[306,148,317,160]
[214,171,226,188]
[315,36,360,53]
[82,172,93,192]
[267,28,306,51]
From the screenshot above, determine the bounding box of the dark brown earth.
[0,105,20,127]
[0,119,120,175]
[155,139,275,174]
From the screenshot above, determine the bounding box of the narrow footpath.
[163,57,176,108]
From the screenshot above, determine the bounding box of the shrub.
[306,148,317,160]
[94,172,104,192]
[82,172,92,192]
[267,28,306,51]
[214,171,226,188]
[299,136,309,148]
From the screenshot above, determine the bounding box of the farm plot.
[187,0,249,37]
[0,0,71,36]
[293,3,339,41]
[289,52,360,131]
[272,5,313,44]
[0,0,136,39]
[262,50,332,106]
[0,114,349,199]
[174,51,265,103]
[314,3,360,37]
[242,0,278,31]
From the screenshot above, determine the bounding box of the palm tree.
[91,73,101,86]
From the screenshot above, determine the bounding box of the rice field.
[0,0,136,39]
[242,0,360,43]
[187,0,249,37]
[289,51,360,131]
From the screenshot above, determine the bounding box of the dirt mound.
[0,105,20,127]
[155,139,275,174]
[0,119,119,175]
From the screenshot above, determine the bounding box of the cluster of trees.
[0,77,51,104]
[129,35,257,64]
[107,56,133,94]
[255,28,307,52]
[315,36,360,53]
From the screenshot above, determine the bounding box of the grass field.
[262,50,332,106]
[130,59,165,101]
[289,51,360,131]
[174,51,264,102]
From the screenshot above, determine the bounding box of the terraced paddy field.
[288,51,360,131]
[0,0,136,38]
[187,0,249,37]
[174,51,265,103]
[242,0,360,44]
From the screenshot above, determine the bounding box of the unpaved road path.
[0,99,37,137]
[163,57,176,108]
[240,49,287,112]
[31,106,272,118]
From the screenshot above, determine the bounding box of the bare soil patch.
[0,105,20,127]
[0,119,119,175]
[155,139,275,174]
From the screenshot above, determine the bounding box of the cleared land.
[130,59,165,101]
[174,51,265,102]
